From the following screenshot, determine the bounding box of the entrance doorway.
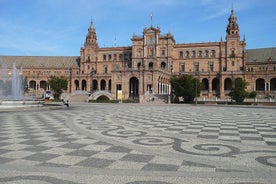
[129,77,139,98]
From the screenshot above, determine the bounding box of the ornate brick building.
[0,9,275,102]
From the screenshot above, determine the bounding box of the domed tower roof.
[226,8,239,36]
[85,19,98,48]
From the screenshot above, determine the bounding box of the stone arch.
[224,78,232,90]
[202,78,209,90]
[74,80,79,90]
[129,77,139,98]
[234,77,243,88]
[40,80,47,90]
[108,79,111,91]
[29,80,36,89]
[92,80,98,91]
[270,78,276,91]
[100,79,106,90]
[212,78,219,91]
[149,62,153,70]
[81,80,87,91]
[161,62,166,69]
[92,90,112,100]
[256,78,265,91]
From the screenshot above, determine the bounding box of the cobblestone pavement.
[0,104,276,184]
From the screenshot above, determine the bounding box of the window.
[138,50,142,57]
[149,62,153,70]
[179,51,183,59]
[104,65,108,73]
[211,50,215,58]
[161,49,165,56]
[194,62,199,72]
[103,54,106,61]
[205,50,209,58]
[119,54,122,61]
[180,63,185,72]
[185,51,190,58]
[232,61,235,66]
[108,54,112,61]
[113,54,117,61]
[192,51,196,58]
[161,62,166,69]
[209,62,214,72]
[137,62,141,69]
[198,51,202,58]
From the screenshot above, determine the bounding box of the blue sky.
[0,0,275,56]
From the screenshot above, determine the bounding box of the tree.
[229,78,249,103]
[170,74,202,102]
[48,76,68,99]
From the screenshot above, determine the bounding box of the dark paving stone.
[54,138,78,142]
[0,175,79,184]
[60,143,87,149]
[23,153,60,162]
[219,133,240,136]
[94,141,112,145]
[38,162,71,168]
[239,131,258,134]
[22,146,52,152]
[19,140,47,145]
[142,163,179,171]
[120,154,154,163]
[66,150,99,157]
[0,156,14,164]
[182,160,215,168]
[262,134,276,138]
[76,158,115,168]
[0,142,10,147]
[104,146,132,153]
[180,131,197,134]
[201,129,220,132]
[266,142,276,146]
[240,137,264,141]
[0,149,12,155]
[197,135,218,139]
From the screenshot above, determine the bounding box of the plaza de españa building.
[0,9,275,102]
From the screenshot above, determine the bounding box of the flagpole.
[150,13,153,27]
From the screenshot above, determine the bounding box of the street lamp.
[195,71,199,105]
[91,67,96,100]
[69,68,72,94]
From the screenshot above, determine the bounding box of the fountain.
[0,63,43,109]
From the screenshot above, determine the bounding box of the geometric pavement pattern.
[0,104,276,184]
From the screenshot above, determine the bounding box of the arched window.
[103,54,106,61]
[149,62,153,70]
[179,51,183,59]
[198,50,202,58]
[205,50,209,58]
[185,51,190,58]
[211,50,216,58]
[192,51,196,58]
[137,62,141,70]
[161,62,166,69]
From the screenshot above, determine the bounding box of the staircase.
[69,94,88,102]
[140,92,168,105]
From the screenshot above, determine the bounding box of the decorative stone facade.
[0,9,275,101]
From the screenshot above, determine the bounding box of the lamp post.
[69,68,72,94]
[195,71,199,105]
[91,67,96,100]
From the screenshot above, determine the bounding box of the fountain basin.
[0,100,44,109]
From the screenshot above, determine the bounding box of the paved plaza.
[0,103,276,184]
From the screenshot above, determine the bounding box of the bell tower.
[226,8,240,40]
[85,20,98,48]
